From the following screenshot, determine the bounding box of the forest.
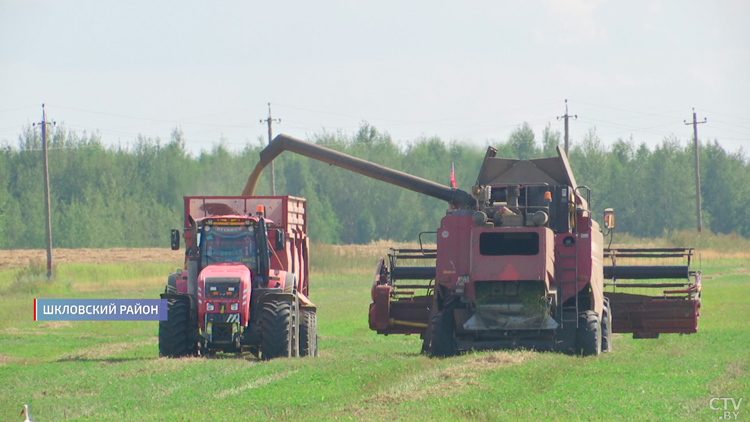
[0,122,748,249]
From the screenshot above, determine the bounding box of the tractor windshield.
[200,225,258,269]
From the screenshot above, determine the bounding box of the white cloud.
[648,1,662,13]
[534,25,545,42]
[615,73,656,87]
[688,66,721,89]
[546,0,607,44]
[554,63,608,88]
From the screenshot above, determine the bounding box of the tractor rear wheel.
[260,300,293,360]
[429,310,457,358]
[601,302,613,353]
[576,310,601,356]
[299,310,318,357]
[159,298,198,358]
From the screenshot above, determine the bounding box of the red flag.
[450,162,456,188]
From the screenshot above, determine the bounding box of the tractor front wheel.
[260,300,293,360]
[576,310,601,356]
[159,298,198,358]
[429,310,457,358]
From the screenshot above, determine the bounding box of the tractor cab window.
[200,225,257,269]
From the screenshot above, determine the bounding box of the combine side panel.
[603,248,701,338]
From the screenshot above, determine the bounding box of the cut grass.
[0,249,747,421]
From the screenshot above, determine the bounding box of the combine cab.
[159,196,316,359]
[242,134,701,357]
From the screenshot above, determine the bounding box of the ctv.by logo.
[710,397,743,420]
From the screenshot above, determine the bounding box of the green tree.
[508,122,538,159]
[541,123,562,156]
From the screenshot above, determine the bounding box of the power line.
[571,100,686,120]
[577,117,678,137]
[709,119,750,130]
[700,109,750,124]
[0,105,38,114]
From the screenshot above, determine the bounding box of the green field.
[0,247,748,421]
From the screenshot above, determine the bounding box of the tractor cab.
[198,216,259,272]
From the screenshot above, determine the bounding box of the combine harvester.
[243,134,701,357]
[159,195,316,360]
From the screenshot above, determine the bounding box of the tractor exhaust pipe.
[242,134,476,209]
[187,216,199,300]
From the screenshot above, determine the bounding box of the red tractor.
[159,195,316,359]
[243,134,701,357]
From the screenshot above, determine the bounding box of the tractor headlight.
[230,303,239,311]
[206,303,214,311]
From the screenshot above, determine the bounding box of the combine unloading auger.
[246,133,701,356]
[242,134,475,208]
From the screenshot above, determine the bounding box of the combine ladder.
[558,239,579,328]
[558,186,592,329]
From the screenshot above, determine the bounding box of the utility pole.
[260,103,281,195]
[557,99,577,156]
[685,108,707,232]
[33,104,55,278]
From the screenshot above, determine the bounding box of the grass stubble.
[0,238,747,421]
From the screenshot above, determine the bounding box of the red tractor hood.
[198,263,252,297]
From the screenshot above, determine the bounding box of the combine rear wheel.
[260,300,293,360]
[159,298,198,358]
[576,310,601,356]
[299,310,318,357]
[429,310,457,358]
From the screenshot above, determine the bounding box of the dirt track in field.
[0,248,184,271]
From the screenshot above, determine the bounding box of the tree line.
[0,122,748,249]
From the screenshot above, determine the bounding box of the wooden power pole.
[557,99,577,155]
[33,104,55,277]
[685,108,707,232]
[260,103,281,195]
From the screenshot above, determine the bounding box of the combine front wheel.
[429,310,457,358]
[576,310,601,356]
[260,300,293,360]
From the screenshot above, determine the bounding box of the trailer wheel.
[576,310,601,356]
[299,310,318,357]
[159,298,198,358]
[260,300,293,360]
[429,310,457,358]
[601,302,613,353]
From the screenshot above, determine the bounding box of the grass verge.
[0,249,747,421]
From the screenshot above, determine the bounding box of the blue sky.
[1,0,748,155]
